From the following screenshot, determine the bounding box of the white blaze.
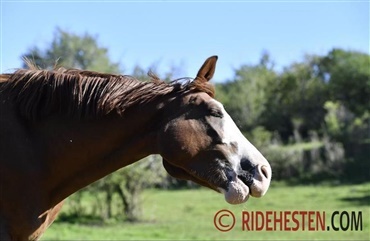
[211,100,272,204]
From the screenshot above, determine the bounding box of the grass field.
[41,182,370,240]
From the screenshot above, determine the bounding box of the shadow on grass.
[283,171,369,186]
[55,212,153,226]
[55,213,104,225]
[340,192,370,206]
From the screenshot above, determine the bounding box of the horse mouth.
[237,171,254,187]
[219,165,271,204]
[218,170,255,205]
[163,159,269,205]
[218,180,249,205]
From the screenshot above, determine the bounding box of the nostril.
[260,165,269,179]
[240,158,254,172]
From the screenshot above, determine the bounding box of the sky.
[1,0,369,82]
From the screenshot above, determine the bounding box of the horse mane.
[0,64,215,120]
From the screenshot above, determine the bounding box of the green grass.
[41,182,370,240]
[270,141,324,152]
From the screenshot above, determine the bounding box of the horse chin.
[218,178,250,205]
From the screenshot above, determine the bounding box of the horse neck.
[36,101,165,206]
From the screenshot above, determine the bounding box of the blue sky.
[1,1,369,82]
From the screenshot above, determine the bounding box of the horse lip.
[218,166,254,195]
[237,172,254,189]
[221,176,250,204]
[223,167,253,191]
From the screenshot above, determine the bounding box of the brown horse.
[0,56,271,240]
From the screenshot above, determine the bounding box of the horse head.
[158,56,272,204]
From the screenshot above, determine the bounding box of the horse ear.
[195,55,218,82]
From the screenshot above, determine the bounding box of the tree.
[261,55,328,141]
[320,49,370,117]
[216,49,369,182]
[87,155,166,222]
[319,49,370,182]
[22,27,121,73]
[216,52,277,132]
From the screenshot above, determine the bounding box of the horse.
[0,56,271,240]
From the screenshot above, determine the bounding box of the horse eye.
[189,96,197,105]
[210,109,223,118]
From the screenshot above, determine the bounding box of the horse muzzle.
[220,163,272,205]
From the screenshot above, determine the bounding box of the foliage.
[216,53,276,131]
[320,49,370,116]
[261,55,328,140]
[23,27,121,73]
[217,50,369,183]
[88,155,167,222]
